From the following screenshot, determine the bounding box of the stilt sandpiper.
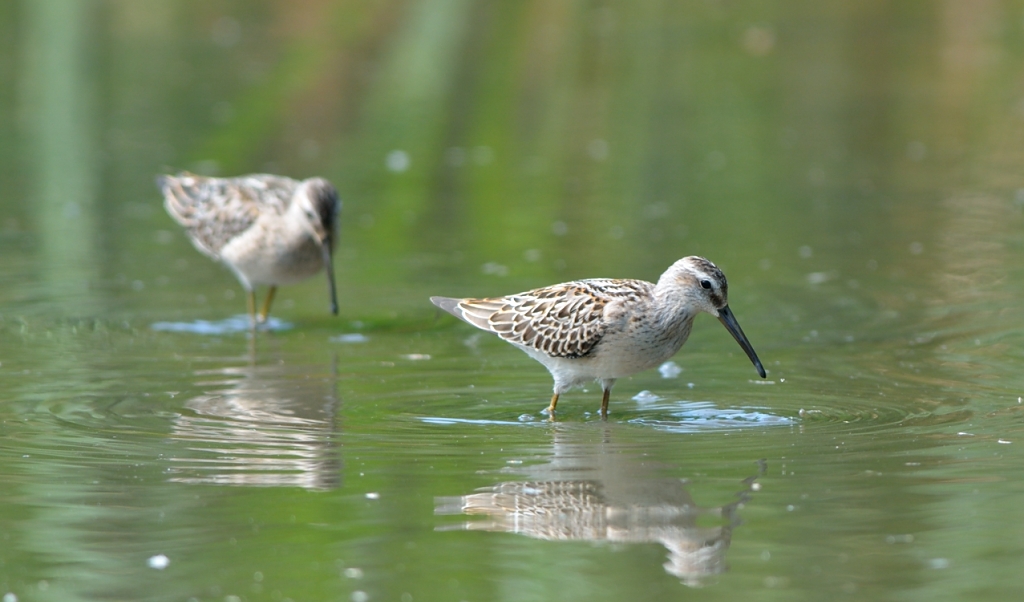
[158,172,340,325]
[431,256,765,417]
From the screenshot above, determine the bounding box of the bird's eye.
[700,279,712,290]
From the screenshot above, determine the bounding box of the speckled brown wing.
[157,172,297,257]
[440,279,653,359]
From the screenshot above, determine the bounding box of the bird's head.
[295,177,341,315]
[295,178,340,248]
[660,256,766,378]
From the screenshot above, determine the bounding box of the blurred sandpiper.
[158,172,340,326]
[431,256,765,417]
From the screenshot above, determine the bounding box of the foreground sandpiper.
[431,256,765,417]
[158,172,340,325]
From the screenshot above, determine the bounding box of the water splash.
[658,361,683,379]
[331,333,369,343]
[151,315,292,334]
[630,401,794,432]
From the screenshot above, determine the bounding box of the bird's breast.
[589,312,694,375]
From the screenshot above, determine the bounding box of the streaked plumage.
[431,256,765,417]
[158,172,340,325]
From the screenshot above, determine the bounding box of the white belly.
[219,223,324,288]
[515,315,693,392]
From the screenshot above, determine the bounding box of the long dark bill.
[717,305,766,378]
[322,244,339,315]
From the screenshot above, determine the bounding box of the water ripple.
[794,402,972,432]
[419,416,546,427]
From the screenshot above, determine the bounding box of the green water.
[3,1,1024,600]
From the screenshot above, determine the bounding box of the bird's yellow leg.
[257,286,277,324]
[546,393,560,417]
[600,388,611,419]
[247,290,258,328]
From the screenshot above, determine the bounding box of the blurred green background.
[6,0,1022,320]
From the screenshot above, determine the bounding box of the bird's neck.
[280,204,311,236]
[651,285,695,329]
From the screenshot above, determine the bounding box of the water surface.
[2,1,1024,600]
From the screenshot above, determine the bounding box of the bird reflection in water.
[167,352,342,490]
[435,431,764,586]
